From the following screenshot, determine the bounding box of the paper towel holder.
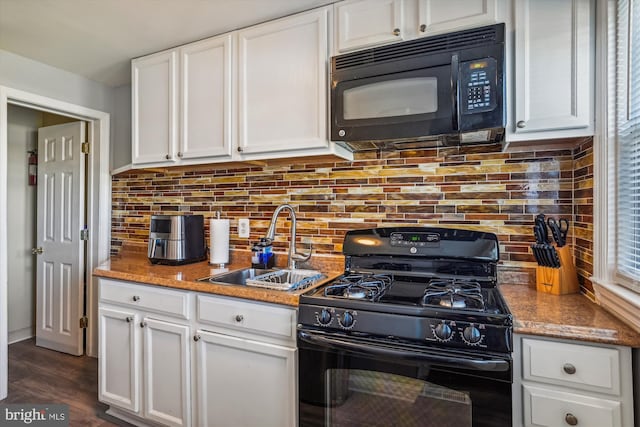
[209,211,230,268]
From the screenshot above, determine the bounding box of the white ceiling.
[0,0,336,87]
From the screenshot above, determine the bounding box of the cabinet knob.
[177,152,183,158]
[516,120,526,128]
[125,316,133,323]
[419,24,427,33]
[140,321,147,328]
[237,147,243,152]
[132,295,140,302]
[235,314,244,322]
[565,413,578,426]
[193,334,201,342]
[165,154,170,160]
[393,28,401,36]
[563,363,576,375]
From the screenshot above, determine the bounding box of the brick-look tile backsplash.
[111,141,593,290]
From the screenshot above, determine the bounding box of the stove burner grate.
[324,273,392,301]
[422,278,485,311]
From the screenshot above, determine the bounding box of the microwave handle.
[297,330,510,372]
[451,53,459,131]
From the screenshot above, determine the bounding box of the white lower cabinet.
[98,278,298,427]
[512,334,634,427]
[194,330,296,427]
[98,279,192,427]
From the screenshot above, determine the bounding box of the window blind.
[616,0,640,289]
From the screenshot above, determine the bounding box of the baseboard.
[8,327,33,344]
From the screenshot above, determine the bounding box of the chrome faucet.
[265,204,312,270]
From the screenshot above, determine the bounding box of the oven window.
[326,369,471,427]
[343,77,438,120]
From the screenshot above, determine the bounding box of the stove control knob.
[434,322,453,341]
[339,311,355,329]
[463,326,482,344]
[317,308,332,326]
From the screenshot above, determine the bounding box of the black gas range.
[297,227,513,427]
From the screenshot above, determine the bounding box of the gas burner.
[422,279,485,311]
[324,273,391,301]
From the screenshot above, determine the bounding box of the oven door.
[298,328,511,427]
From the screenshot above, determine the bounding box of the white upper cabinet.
[132,34,234,167]
[335,0,405,53]
[334,0,502,53]
[506,0,595,143]
[179,34,234,161]
[237,7,332,157]
[132,50,177,165]
[417,0,500,36]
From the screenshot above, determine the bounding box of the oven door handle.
[298,330,510,372]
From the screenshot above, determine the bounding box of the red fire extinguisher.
[28,150,37,186]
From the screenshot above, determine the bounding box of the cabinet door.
[132,50,178,164]
[194,330,296,427]
[180,34,234,160]
[417,0,499,36]
[98,307,140,413]
[238,7,329,155]
[510,0,594,139]
[142,317,191,427]
[335,0,404,53]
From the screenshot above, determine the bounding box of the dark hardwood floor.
[2,338,127,426]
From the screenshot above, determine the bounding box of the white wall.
[6,105,40,343]
[112,84,132,170]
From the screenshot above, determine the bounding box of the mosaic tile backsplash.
[111,139,594,291]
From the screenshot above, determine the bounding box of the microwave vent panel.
[334,25,502,71]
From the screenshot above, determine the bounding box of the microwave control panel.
[460,57,497,114]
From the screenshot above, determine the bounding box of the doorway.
[0,86,112,400]
[7,106,87,351]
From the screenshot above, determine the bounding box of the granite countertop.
[93,247,344,307]
[500,284,640,348]
[94,247,640,346]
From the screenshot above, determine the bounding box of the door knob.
[31,247,43,255]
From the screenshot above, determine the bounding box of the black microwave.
[330,24,505,151]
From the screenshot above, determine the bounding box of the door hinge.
[80,228,89,240]
[80,317,88,329]
[82,142,90,154]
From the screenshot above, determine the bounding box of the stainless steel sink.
[198,267,324,290]
[198,268,278,286]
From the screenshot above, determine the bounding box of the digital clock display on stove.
[390,232,440,246]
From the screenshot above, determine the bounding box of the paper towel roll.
[210,218,230,266]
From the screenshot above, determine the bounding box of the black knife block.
[536,245,579,295]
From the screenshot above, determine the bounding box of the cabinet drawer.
[521,337,621,395]
[99,278,190,320]
[197,294,296,341]
[522,384,622,427]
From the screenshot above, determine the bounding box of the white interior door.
[35,121,85,356]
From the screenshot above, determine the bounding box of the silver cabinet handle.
[419,24,426,32]
[393,28,400,36]
[516,120,526,128]
[132,295,140,302]
[565,413,578,425]
[563,363,576,375]
[125,316,133,323]
[31,247,43,255]
[140,321,147,328]
[235,314,244,322]
[193,335,201,342]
